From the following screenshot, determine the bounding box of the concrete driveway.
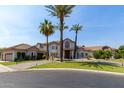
[8,60,51,71]
[0,70,124,88]
[0,64,14,72]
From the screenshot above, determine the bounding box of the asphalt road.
[0,70,124,88]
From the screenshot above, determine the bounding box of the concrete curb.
[28,68,124,76]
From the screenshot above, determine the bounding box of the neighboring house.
[36,38,115,59]
[0,38,115,61]
[0,44,44,61]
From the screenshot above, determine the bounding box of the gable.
[28,46,40,51]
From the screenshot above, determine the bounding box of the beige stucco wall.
[1,50,15,61]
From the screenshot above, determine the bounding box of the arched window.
[65,41,70,48]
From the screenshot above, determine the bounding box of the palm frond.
[39,19,55,36]
[70,24,83,33]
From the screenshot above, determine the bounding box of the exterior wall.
[36,39,114,59]
[1,50,15,61]
[63,39,75,49]
[49,43,60,58]
[77,50,94,59]
[36,44,46,51]
[26,51,37,57]
[1,50,39,61]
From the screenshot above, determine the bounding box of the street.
[0,70,124,88]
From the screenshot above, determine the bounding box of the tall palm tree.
[45,5,75,62]
[70,24,82,59]
[39,19,54,60]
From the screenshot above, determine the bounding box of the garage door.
[5,53,13,61]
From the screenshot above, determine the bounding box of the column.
[63,50,65,59]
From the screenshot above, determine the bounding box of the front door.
[64,50,70,59]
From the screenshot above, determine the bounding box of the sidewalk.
[8,60,51,71]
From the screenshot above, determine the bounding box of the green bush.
[42,55,46,59]
[114,46,124,59]
[25,55,30,60]
[37,53,46,60]
[93,50,112,59]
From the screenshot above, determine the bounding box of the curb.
[28,68,124,76]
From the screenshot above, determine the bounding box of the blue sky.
[0,5,124,48]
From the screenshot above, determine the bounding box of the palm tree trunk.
[60,16,64,62]
[46,36,49,60]
[74,32,77,59]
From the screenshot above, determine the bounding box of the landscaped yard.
[0,60,38,66]
[0,62,19,66]
[93,59,124,63]
[109,59,124,62]
[32,61,124,73]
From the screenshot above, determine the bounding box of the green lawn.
[32,61,124,73]
[0,60,36,66]
[0,62,19,66]
[95,59,124,63]
[109,59,124,62]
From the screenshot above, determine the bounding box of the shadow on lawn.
[66,61,119,69]
[80,62,104,69]
[80,62,118,69]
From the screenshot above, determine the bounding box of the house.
[36,38,115,59]
[0,44,44,61]
[0,38,115,61]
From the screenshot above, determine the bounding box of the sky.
[0,5,124,48]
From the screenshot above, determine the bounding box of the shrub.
[93,50,112,59]
[21,52,26,59]
[93,50,102,59]
[42,55,46,59]
[114,46,124,59]
[25,55,30,60]
[17,52,22,59]
[37,53,42,60]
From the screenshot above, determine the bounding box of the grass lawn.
[109,59,124,62]
[0,62,20,66]
[0,60,37,66]
[32,61,124,73]
[95,59,124,63]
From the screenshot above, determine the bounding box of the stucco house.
[36,38,115,59]
[0,44,44,61]
[0,38,115,61]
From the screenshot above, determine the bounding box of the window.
[85,53,88,56]
[65,41,70,48]
[81,53,84,57]
[56,46,58,49]
[40,44,43,48]
[52,46,57,50]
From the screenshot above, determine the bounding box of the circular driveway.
[0,70,124,88]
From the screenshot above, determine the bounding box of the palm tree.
[45,5,75,62]
[39,19,54,60]
[70,24,82,59]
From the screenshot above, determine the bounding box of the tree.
[114,45,124,59]
[70,24,82,59]
[45,5,75,62]
[114,50,121,59]
[119,45,124,50]
[93,50,102,59]
[39,19,54,60]
[104,50,112,59]
[93,50,112,59]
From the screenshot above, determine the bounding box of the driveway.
[8,60,51,71]
[0,70,124,88]
[0,64,14,72]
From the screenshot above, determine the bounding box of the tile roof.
[1,44,35,51]
[79,46,116,51]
